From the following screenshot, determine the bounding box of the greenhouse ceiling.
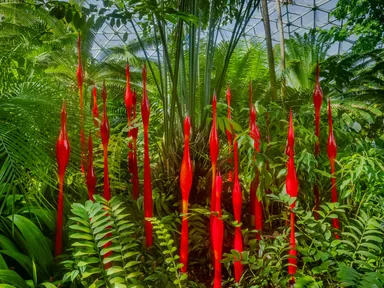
[91,0,355,60]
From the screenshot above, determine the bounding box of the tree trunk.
[276,0,286,98]
[262,0,277,101]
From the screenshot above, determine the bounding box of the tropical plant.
[61,195,142,287]
[0,194,56,287]
[285,31,331,90]
[328,0,384,53]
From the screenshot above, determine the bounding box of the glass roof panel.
[90,0,353,60]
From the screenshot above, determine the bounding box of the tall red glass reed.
[142,65,153,247]
[92,85,99,137]
[250,104,262,239]
[286,110,298,284]
[210,93,219,248]
[100,81,110,200]
[232,140,243,282]
[327,99,340,234]
[313,63,323,219]
[131,91,139,200]
[213,174,224,288]
[77,34,85,173]
[180,116,193,273]
[86,134,96,201]
[100,82,112,268]
[124,64,134,198]
[55,102,70,257]
[226,86,233,182]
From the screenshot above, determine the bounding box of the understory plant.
[0,194,56,287]
[61,195,142,287]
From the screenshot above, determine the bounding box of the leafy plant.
[61,195,142,287]
[0,194,55,287]
[147,217,187,288]
[337,265,384,287]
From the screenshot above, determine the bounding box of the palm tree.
[285,30,330,90]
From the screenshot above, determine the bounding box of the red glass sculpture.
[77,34,85,173]
[250,105,262,239]
[213,173,224,288]
[313,63,323,219]
[232,140,243,282]
[226,86,233,182]
[142,65,153,247]
[288,211,296,284]
[125,64,135,197]
[125,64,133,121]
[100,83,112,268]
[86,134,96,201]
[210,93,219,247]
[92,85,99,132]
[55,102,70,256]
[180,116,193,273]
[286,109,295,157]
[313,63,323,156]
[327,99,340,233]
[100,81,111,200]
[131,91,139,200]
[286,110,298,284]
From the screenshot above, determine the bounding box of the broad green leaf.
[0,269,28,288]
[8,215,53,275]
[126,271,142,279]
[106,266,124,276]
[0,250,34,278]
[124,261,141,269]
[38,283,57,288]
[70,233,93,241]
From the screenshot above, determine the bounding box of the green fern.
[148,217,186,288]
[62,195,143,288]
[338,265,384,287]
[332,210,384,270]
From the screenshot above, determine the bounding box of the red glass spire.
[313,63,323,156]
[55,102,70,256]
[92,85,100,131]
[100,81,110,200]
[125,64,135,198]
[141,64,153,247]
[86,134,96,201]
[286,109,295,156]
[249,106,261,153]
[327,99,340,233]
[250,104,262,239]
[131,91,139,200]
[232,140,243,282]
[210,93,219,249]
[286,110,298,284]
[77,33,85,174]
[288,211,297,283]
[226,86,233,182]
[212,173,224,288]
[313,63,323,219]
[180,116,193,273]
[125,63,133,117]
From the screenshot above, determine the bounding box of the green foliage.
[329,0,384,52]
[285,31,331,89]
[148,218,187,288]
[0,194,55,287]
[1,2,384,288]
[296,205,384,287]
[322,48,384,104]
[62,195,142,287]
[332,210,384,270]
[338,265,384,287]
